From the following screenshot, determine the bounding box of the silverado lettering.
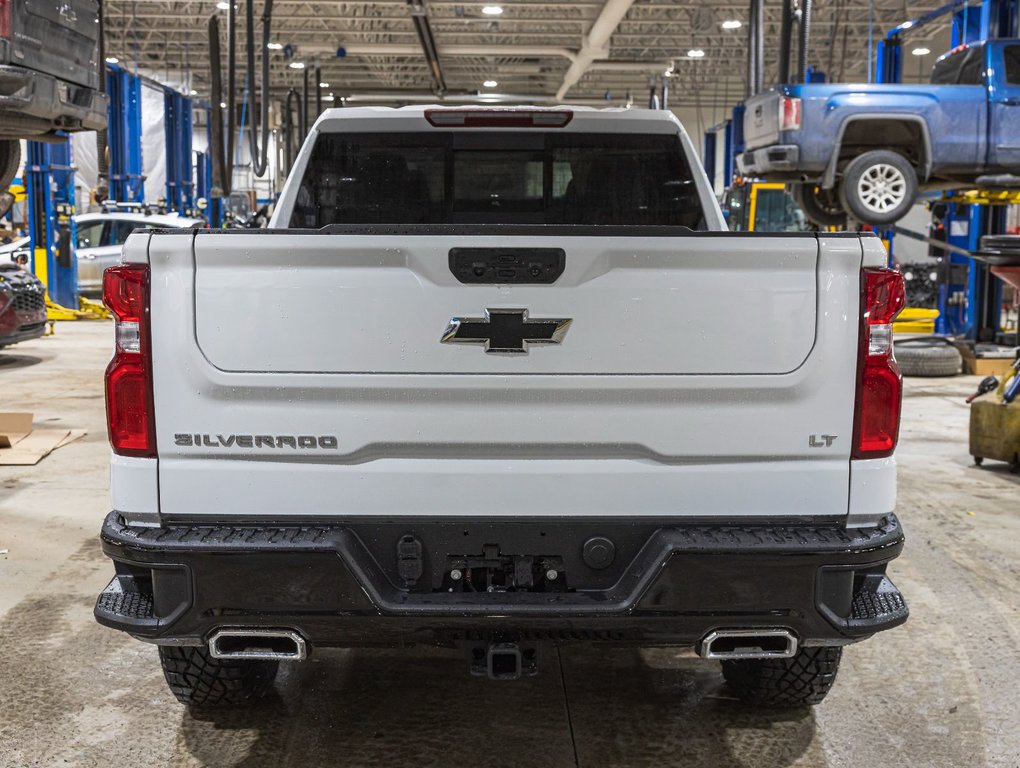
[174,434,339,449]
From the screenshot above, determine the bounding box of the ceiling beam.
[555,0,636,100]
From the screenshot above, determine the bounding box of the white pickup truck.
[94,106,908,709]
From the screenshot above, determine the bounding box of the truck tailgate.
[147,231,864,521]
[743,90,785,151]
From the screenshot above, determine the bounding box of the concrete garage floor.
[1,322,1019,768]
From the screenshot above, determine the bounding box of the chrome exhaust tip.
[208,628,308,661]
[699,628,798,660]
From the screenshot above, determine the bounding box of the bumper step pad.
[848,574,908,632]
[95,578,159,631]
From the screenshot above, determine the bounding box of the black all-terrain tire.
[895,337,962,377]
[0,140,21,191]
[791,183,847,229]
[722,646,843,707]
[158,645,279,707]
[839,150,918,226]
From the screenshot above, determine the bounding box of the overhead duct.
[754,0,764,94]
[315,65,323,117]
[207,15,227,197]
[797,0,813,82]
[778,0,794,84]
[245,0,273,177]
[746,0,755,97]
[555,0,637,101]
[746,0,765,96]
[96,0,108,202]
[336,43,578,61]
[407,0,446,94]
[226,0,236,182]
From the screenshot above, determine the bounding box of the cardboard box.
[955,346,1018,377]
[0,412,86,466]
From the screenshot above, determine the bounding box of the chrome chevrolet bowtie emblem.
[441,308,572,354]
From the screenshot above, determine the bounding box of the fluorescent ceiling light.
[289,61,306,69]
[687,49,706,58]
[216,2,231,9]
[219,102,227,108]
[105,56,119,64]
[912,47,931,56]
[319,82,329,88]
[482,5,503,15]
[721,19,742,30]
[189,89,198,96]
[483,79,498,87]
[267,42,284,50]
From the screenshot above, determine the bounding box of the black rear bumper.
[95,512,907,648]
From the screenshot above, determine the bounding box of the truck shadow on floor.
[0,352,44,370]
[178,646,816,768]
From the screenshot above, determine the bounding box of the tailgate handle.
[449,248,565,284]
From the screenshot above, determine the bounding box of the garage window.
[290,132,705,229]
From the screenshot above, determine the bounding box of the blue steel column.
[875,38,903,84]
[164,90,195,213]
[106,64,145,203]
[723,120,734,184]
[25,139,78,308]
[937,203,984,338]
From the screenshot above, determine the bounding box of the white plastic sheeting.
[71,132,98,211]
[142,84,166,203]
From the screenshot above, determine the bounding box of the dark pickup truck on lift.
[738,40,1020,227]
[0,0,107,192]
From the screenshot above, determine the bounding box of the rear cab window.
[930,44,986,85]
[290,131,707,229]
[1003,44,1020,85]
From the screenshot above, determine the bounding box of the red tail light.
[779,96,802,131]
[0,0,10,39]
[104,265,156,457]
[852,268,906,459]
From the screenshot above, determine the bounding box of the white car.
[0,211,203,296]
[74,212,204,296]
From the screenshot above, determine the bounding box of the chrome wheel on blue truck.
[840,151,919,226]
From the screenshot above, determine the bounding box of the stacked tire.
[894,337,962,377]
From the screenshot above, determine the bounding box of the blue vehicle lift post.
[105,63,145,204]
[164,90,195,214]
[25,138,78,309]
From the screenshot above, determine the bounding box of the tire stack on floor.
[894,337,962,378]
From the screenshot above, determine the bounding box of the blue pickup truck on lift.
[737,39,1020,227]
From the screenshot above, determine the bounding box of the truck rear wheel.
[791,183,847,229]
[721,646,842,707]
[0,140,21,192]
[840,150,918,225]
[158,645,279,707]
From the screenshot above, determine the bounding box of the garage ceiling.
[102,1,955,108]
